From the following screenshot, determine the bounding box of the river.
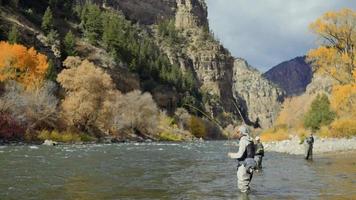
[0,141,355,200]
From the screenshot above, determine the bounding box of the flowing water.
[0,141,355,200]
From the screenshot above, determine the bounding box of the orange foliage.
[0,41,48,88]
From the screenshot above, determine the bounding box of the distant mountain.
[263,56,312,96]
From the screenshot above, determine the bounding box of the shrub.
[0,113,24,140]
[158,131,183,141]
[1,81,59,133]
[106,90,160,137]
[189,116,206,138]
[37,130,83,143]
[157,112,191,141]
[329,118,356,138]
[260,124,289,142]
[304,93,335,131]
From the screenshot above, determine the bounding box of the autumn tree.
[0,42,49,88]
[42,6,54,33]
[108,90,159,137]
[331,70,356,117]
[57,57,116,136]
[307,9,356,84]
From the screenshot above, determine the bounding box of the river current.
[0,141,355,200]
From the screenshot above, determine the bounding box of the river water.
[0,141,355,200]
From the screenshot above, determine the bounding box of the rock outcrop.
[264,56,312,96]
[233,59,284,128]
[154,0,284,128]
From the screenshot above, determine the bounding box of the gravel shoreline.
[264,136,356,155]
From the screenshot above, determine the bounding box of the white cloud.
[205,0,356,72]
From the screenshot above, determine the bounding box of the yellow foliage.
[307,9,356,84]
[37,130,95,143]
[318,118,356,138]
[189,116,206,138]
[158,131,183,141]
[0,41,48,88]
[331,83,356,117]
[260,125,289,142]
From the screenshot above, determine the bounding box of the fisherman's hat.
[239,125,249,136]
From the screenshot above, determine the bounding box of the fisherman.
[254,136,264,170]
[228,125,256,193]
[304,133,314,160]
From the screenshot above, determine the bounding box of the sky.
[205,0,356,72]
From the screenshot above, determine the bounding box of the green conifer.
[8,25,19,44]
[42,7,54,33]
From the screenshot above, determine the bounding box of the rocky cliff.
[233,59,284,128]
[116,0,284,128]
[264,56,312,96]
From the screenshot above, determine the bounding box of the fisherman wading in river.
[228,126,256,193]
[304,133,314,160]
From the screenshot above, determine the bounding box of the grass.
[37,130,96,143]
[158,131,183,142]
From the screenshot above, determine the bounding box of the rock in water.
[42,140,58,146]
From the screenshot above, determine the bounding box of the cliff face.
[152,0,283,128]
[80,0,208,26]
[233,59,284,128]
[264,56,312,96]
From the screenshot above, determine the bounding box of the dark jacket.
[255,142,264,157]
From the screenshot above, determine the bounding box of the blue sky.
[205,0,356,72]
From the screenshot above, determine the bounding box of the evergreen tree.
[8,25,19,44]
[42,7,54,33]
[102,12,124,51]
[304,93,336,131]
[81,3,102,44]
[64,30,76,56]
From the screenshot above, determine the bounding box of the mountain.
[264,56,313,96]
[0,0,283,128]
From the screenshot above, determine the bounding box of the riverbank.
[264,136,356,155]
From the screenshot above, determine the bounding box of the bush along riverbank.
[263,136,356,155]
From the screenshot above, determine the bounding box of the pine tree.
[304,94,336,131]
[8,25,19,44]
[64,30,76,56]
[42,7,54,33]
[81,3,102,44]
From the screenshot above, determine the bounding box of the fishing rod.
[231,99,246,125]
[182,103,223,130]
